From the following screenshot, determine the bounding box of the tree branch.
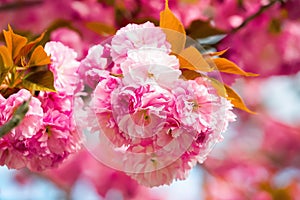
[231,0,284,34]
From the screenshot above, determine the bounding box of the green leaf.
[22,70,56,92]
[187,20,225,39]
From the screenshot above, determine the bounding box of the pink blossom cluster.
[78,22,236,187]
[0,42,82,171]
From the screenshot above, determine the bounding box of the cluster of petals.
[80,21,236,187]
[0,42,81,171]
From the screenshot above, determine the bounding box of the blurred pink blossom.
[218,5,300,76]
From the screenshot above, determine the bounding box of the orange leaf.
[213,58,259,76]
[20,32,46,57]
[0,46,13,68]
[3,25,28,59]
[208,48,228,57]
[181,69,203,80]
[28,45,51,67]
[0,46,12,84]
[160,0,186,54]
[178,46,213,72]
[224,84,256,114]
[16,32,46,64]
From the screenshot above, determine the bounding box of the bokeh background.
[0,0,299,199]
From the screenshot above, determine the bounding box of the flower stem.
[0,98,30,138]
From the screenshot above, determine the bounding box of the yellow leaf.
[86,22,116,36]
[178,46,213,72]
[224,84,256,114]
[213,58,259,76]
[22,70,56,92]
[209,78,227,98]
[28,45,51,67]
[160,0,186,53]
[3,25,28,59]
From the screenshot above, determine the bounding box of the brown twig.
[231,0,285,34]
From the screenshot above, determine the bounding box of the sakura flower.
[91,73,130,147]
[0,89,43,169]
[79,20,236,187]
[110,21,171,64]
[78,44,108,88]
[110,83,176,140]
[120,78,235,186]
[121,49,181,89]
[45,41,82,95]
[0,91,80,171]
[90,73,235,186]
[30,92,81,171]
[172,79,215,133]
[124,127,196,187]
